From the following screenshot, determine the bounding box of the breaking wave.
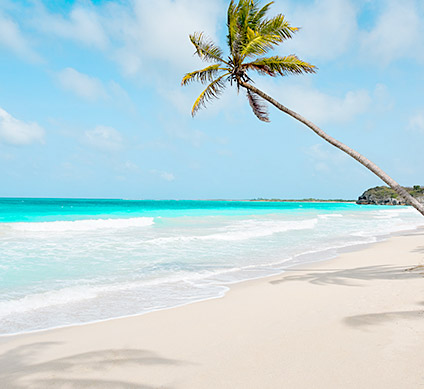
[9,217,155,232]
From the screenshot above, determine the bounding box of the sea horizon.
[0,196,357,201]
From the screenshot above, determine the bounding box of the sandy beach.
[1,231,423,389]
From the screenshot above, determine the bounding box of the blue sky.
[0,0,423,199]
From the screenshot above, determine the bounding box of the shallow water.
[0,198,422,335]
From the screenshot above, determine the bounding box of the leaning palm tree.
[182,0,424,216]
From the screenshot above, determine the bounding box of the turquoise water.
[0,198,359,222]
[0,198,422,335]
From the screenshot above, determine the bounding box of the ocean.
[0,198,422,335]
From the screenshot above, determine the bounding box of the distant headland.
[356,185,424,205]
[248,185,424,205]
[249,198,355,203]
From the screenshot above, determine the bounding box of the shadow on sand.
[411,245,424,254]
[269,264,424,287]
[344,302,424,328]
[0,341,187,388]
[269,260,424,328]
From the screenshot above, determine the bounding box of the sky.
[0,0,423,200]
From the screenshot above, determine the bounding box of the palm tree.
[181,0,424,217]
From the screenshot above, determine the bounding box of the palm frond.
[181,65,226,86]
[192,73,230,116]
[258,14,298,40]
[240,28,279,58]
[227,0,238,54]
[250,1,274,28]
[189,32,226,64]
[246,89,270,122]
[183,0,317,119]
[243,55,316,76]
[234,1,258,48]
[228,1,273,65]
[240,13,298,59]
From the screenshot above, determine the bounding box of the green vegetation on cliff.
[357,186,424,205]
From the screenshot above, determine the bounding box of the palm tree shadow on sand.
[411,245,424,254]
[269,264,424,287]
[269,264,424,328]
[344,302,424,328]
[0,341,188,389]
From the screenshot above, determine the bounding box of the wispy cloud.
[360,0,424,64]
[0,107,45,146]
[150,169,176,182]
[83,125,124,152]
[33,3,108,49]
[260,80,372,125]
[0,13,41,62]
[278,0,358,60]
[165,126,208,148]
[408,112,424,133]
[106,0,223,76]
[56,68,108,101]
[305,143,348,173]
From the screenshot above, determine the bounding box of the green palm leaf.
[183,1,314,118]
[240,28,280,58]
[250,2,273,27]
[181,65,225,86]
[189,33,227,64]
[191,73,230,116]
[227,0,238,55]
[243,55,316,76]
[257,14,298,40]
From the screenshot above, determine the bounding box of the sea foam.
[9,217,154,232]
[146,218,318,243]
[1,200,423,335]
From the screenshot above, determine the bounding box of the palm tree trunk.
[240,81,424,217]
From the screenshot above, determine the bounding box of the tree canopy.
[182,0,315,122]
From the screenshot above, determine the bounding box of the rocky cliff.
[357,185,424,205]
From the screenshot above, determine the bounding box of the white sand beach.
[1,231,423,389]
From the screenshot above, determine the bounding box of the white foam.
[207,218,318,241]
[147,218,318,243]
[351,222,420,237]
[373,207,418,219]
[9,217,154,232]
[318,213,343,219]
[0,272,225,319]
[0,286,99,317]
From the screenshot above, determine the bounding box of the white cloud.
[0,14,40,62]
[28,0,223,76]
[56,69,134,107]
[261,80,372,124]
[360,0,424,64]
[408,112,424,132]
[278,0,358,60]
[160,171,176,181]
[166,125,208,148]
[83,125,123,152]
[121,161,140,172]
[150,169,176,181]
[0,107,45,146]
[305,143,348,173]
[57,68,107,101]
[34,4,108,49]
[2,0,224,113]
[104,0,223,76]
[372,83,393,112]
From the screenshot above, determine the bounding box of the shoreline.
[1,230,424,388]
[1,225,420,338]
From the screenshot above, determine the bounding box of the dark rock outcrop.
[357,185,424,205]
